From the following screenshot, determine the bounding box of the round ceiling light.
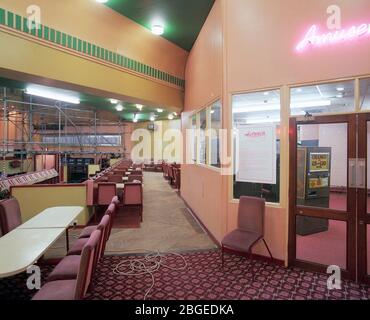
[115,104,123,112]
[168,114,174,120]
[151,24,164,36]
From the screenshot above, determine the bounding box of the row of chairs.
[32,197,118,300]
[97,183,143,222]
[163,163,181,190]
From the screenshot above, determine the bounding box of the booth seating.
[97,183,117,206]
[0,198,22,236]
[32,230,101,300]
[123,183,143,222]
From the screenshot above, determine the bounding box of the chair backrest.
[105,203,116,239]
[237,196,265,235]
[168,166,174,180]
[123,183,143,206]
[97,183,117,205]
[111,196,120,206]
[107,175,122,183]
[75,230,101,300]
[0,198,22,235]
[128,175,143,183]
[96,215,110,262]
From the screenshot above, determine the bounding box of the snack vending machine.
[296,147,332,236]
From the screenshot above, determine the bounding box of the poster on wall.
[236,124,277,184]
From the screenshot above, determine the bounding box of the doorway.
[288,113,370,284]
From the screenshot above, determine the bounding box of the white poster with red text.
[236,124,277,184]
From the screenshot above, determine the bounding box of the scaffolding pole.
[2,87,7,177]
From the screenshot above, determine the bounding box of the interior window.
[232,90,281,203]
[290,81,355,116]
[210,101,221,168]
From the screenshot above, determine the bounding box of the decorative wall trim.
[0,8,185,90]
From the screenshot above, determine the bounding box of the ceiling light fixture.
[157,108,164,113]
[336,87,345,92]
[133,113,139,123]
[168,114,174,120]
[136,104,143,111]
[25,87,80,104]
[115,104,124,112]
[96,0,108,3]
[151,24,164,36]
[110,99,118,104]
[150,115,155,122]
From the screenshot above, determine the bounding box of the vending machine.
[296,147,331,236]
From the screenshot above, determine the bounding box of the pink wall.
[184,0,223,110]
[183,0,370,263]
[227,0,370,92]
[182,0,224,242]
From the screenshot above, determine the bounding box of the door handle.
[349,159,357,188]
[356,159,366,189]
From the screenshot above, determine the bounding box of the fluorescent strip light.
[26,87,80,104]
[232,100,331,114]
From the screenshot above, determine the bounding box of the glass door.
[289,114,357,280]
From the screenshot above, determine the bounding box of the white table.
[0,206,84,278]
[0,228,65,278]
[18,206,83,229]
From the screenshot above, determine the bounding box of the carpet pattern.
[1,251,369,300]
[85,251,370,300]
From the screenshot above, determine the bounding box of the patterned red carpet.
[1,250,369,300]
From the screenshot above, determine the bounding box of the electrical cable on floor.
[112,250,188,300]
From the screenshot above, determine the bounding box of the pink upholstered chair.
[123,183,143,222]
[221,196,273,267]
[128,174,143,183]
[32,230,101,300]
[78,202,116,241]
[107,175,123,183]
[97,183,117,205]
[0,198,22,235]
[67,215,110,261]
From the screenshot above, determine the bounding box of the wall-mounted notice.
[236,124,277,184]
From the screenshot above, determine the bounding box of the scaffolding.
[0,86,130,176]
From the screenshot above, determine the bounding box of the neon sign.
[296,23,370,51]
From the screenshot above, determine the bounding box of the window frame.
[230,88,283,205]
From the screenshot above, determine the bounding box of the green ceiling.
[106,0,215,51]
[0,78,178,123]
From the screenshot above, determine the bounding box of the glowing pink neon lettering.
[296,23,370,51]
